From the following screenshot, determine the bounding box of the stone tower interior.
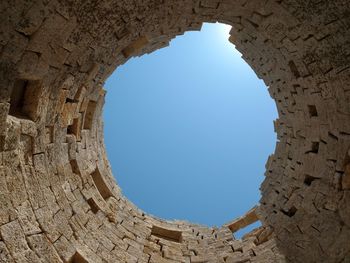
[0,0,350,262]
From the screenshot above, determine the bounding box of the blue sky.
[103,23,277,237]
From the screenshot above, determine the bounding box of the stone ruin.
[0,0,349,262]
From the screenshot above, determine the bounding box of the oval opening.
[104,23,278,235]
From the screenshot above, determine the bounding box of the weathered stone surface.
[0,0,349,262]
[225,206,259,233]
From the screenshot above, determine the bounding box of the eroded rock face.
[0,0,349,262]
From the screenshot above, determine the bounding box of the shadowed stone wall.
[0,0,349,262]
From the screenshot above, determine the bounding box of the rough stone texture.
[0,0,349,262]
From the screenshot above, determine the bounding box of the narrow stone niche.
[151,225,183,243]
[83,100,97,130]
[91,168,113,200]
[87,197,100,214]
[67,117,81,140]
[307,105,318,117]
[9,79,42,121]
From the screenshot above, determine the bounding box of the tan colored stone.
[0,1,349,262]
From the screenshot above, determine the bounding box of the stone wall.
[0,0,349,262]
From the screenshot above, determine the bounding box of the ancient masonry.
[0,0,349,262]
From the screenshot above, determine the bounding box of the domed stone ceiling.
[0,0,349,262]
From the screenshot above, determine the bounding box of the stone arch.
[0,0,349,262]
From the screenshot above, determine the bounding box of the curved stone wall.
[0,0,349,262]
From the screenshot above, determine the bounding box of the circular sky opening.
[103,23,278,232]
